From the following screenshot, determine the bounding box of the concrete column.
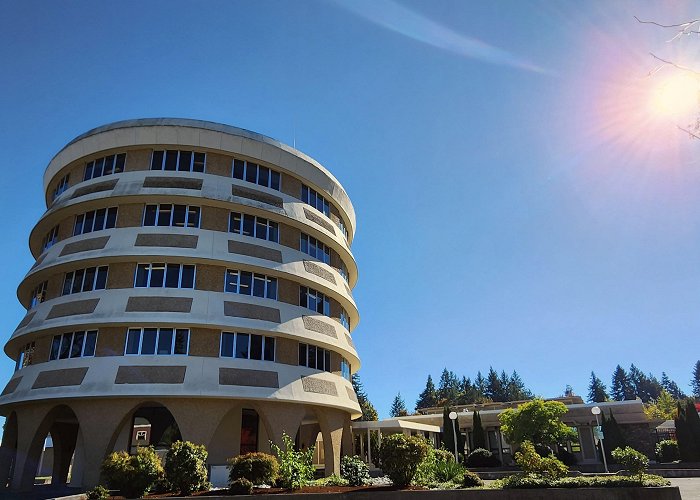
[366,429,372,465]
[341,415,352,457]
[69,429,86,487]
[317,408,345,476]
[164,399,233,449]
[256,402,306,452]
[0,413,18,489]
[49,422,78,485]
[579,425,596,461]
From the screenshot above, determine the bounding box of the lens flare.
[650,74,699,118]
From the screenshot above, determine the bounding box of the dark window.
[236,333,249,359]
[141,328,157,355]
[231,158,281,191]
[221,332,235,357]
[144,204,200,228]
[151,150,206,172]
[157,328,174,355]
[250,334,263,360]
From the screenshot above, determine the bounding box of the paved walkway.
[671,478,700,500]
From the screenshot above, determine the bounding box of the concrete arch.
[0,412,18,488]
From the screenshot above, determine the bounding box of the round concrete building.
[0,118,361,491]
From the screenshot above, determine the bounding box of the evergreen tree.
[472,410,486,450]
[485,367,504,402]
[601,411,626,463]
[588,372,609,403]
[415,375,438,410]
[390,392,408,417]
[351,373,378,421]
[611,365,635,401]
[692,361,700,398]
[474,371,488,399]
[675,399,700,462]
[506,371,532,401]
[628,364,662,403]
[437,368,460,405]
[686,399,700,459]
[661,372,686,400]
[441,407,465,459]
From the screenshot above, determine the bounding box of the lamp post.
[591,406,609,473]
[449,411,458,462]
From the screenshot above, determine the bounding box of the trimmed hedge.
[229,452,279,485]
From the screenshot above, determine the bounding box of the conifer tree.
[351,373,378,421]
[601,411,626,463]
[390,392,408,417]
[661,372,686,400]
[611,365,635,401]
[692,361,700,398]
[437,368,460,405]
[474,371,487,399]
[486,367,504,402]
[415,375,438,410]
[472,410,486,450]
[628,364,662,403]
[588,372,609,403]
[675,399,700,461]
[441,407,465,459]
[506,371,532,401]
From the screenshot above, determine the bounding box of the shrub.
[101,446,164,498]
[379,433,429,487]
[656,440,680,463]
[229,452,279,485]
[611,447,649,482]
[270,432,315,489]
[434,448,455,463]
[466,448,500,468]
[556,448,578,466]
[229,477,254,495]
[164,441,209,495]
[495,473,670,489]
[514,441,568,479]
[312,474,349,486]
[433,459,464,483]
[85,485,110,500]
[462,469,483,487]
[340,455,370,486]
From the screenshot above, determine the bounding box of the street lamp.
[449,411,458,462]
[591,406,609,473]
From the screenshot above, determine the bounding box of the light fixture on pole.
[449,411,458,462]
[591,406,609,473]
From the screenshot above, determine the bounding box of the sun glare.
[650,74,699,118]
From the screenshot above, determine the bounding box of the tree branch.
[649,53,700,75]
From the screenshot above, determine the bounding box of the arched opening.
[0,412,18,488]
[127,405,182,455]
[18,405,80,491]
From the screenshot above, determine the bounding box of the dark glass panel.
[308,345,317,369]
[233,159,245,179]
[250,334,262,360]
[174,329,188,354]
[164,150,178,170]
[83,331,97,356]
[73,214,84,236]
[181,265,195,288]
[258,166,269,187]
[236,333,249,359]
[115,153,126,173]
[165,264,180,288]
[242,214,254,237]
[225,270,238,293]
[255,218,267,240]
[178,151,192,171]
[270,171,280,190]
[95,266,108,289]
[157,328,173,355]
[157,205,172,226]
[59,333,73,359]
[193,152,205,172]
[269,221,279,243]
[93,158,104,177]
[221,332,235,357]
[62,273,74,296]
[141,328,157,355]
[298,343,307,366]
[239,271,252,295]
[143,205,157,226]
[135,264,149,287]
[252,275,265,298]
[187,206,200,228]
[150,264,165,287]
[230,212,242,233]
[151,151,164,170]
[83,211,95,233]
[324,350,331,372]
[264,337,275,361]
[125,329,141,355]
[70,332,85,358]
[50,336,61,360]
[71,269,84,294]
[106,207,118,228]
[172,205,186,227]
[84,162,94,181]
[104,155,115,175]
[94,208,106,231]
[245,162,257,183]
[267,278,277,300]
[82,267,96,292]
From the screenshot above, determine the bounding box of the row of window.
[151,150,206,173]
[55,149,348,239]
[17,329,352,380]
[144,204,200,228]
[229,212,279,242]
[63,266,108,295]
[73,207,118,236]
[225,270,278,299]
[30,281,48,308]
[220,332,275,361]
[84,153,126,181]
[135,263,195,289]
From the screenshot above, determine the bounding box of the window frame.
[52,174,70,201]
[300,233,331,264]
[42,226,59,251]
[299,286,330,316]
[49,330,98,361]
[301,184,331,217]
[229,212,280,243]
[30,281,48,308]
[298,343,332,372]
[83,153,127,181]
[134,263,196,289]
[142,204,201,228]
[62,266,108,296]
[73,207,118,236]
[124,328,190,356]
[231,158,281,191]
[219,331,275,361]
[150,150,206,173]
[225,269,277,299]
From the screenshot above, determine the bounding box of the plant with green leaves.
[85,485,110,500]
[101,446,164,498]
[228,452,279,485]
[611,447,649,482]
[655,440,680,463]
[499,399,577,449]
[379,433,429,487]
[514,441,568,479]
[270,432,315,489]
[312,474,348,486]
[229,477,253,495]
[462,469,483,487]
[164,441,209,495]
[340,455,370,486]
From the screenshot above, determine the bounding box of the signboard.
[593,426,604,440]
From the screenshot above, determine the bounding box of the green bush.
[85,485,110,500]
[379,434,429,487]
[434,448,455,463]
[101,446,164,498]
[611,446,649,481]
[495,473,669,489]
[270,432,315,489]
[312,474,349,486]
[229,452,279,485]
[462,469,483,487]
[466,448,500,467]
[656,440,680,463]
[229,477,254,495]
[164,441,209,495]
[556,448,578,466]
[433,459,464,483]
[514,441,568,479]
[340,455,370,486]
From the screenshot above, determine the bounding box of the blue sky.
[1,0,699,419]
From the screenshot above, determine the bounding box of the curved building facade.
[0,119,361,491]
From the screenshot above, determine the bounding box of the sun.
[649,73,699,118]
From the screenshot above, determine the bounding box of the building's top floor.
[43,118,356,238]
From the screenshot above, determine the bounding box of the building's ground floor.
[0,398,353,492]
